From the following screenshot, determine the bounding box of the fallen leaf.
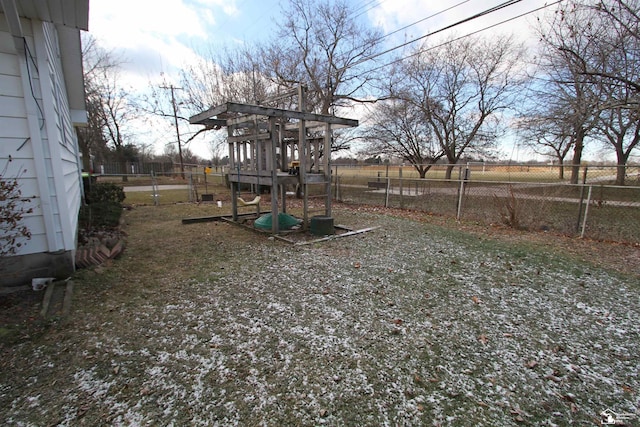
[478,334,488,344]
[354,262,361,268]
[503,333,514,338]
[471,296,481,304]
[417,404,424,411]
[393,318,403,325]
[545,374,562,383]
[113,366,120,375]
[525,360,538,369]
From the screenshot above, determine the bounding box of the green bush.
[79,183,125,229]
[84,182,125,205]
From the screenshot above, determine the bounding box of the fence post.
[151,171,159,206]
[399,167,404,209]
[456,179,465,221]
[385,177,390,208]
[576,167,589,232]
[334,165,339,200]
[580,185,593,238]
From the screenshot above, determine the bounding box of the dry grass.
[1,203,639,426]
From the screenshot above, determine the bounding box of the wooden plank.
[295,227,379,246]
[189,103,230,124]
[257,88,299,104]
[181,211,261,224]
[273,234,296,244]
[190,102,358,128]
[227,114,263,127]
[228,132,271,143]
[62,279,73,316]
[201,118,226,129]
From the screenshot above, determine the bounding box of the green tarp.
[254,213,302,230]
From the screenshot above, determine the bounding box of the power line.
[337,0,526,74]
[352,0,387,19]
[363,0,563,76]
[367,0,473,46]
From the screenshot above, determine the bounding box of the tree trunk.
[417,165,427,179]
[445,164,455,180]
[615,164,626,186]
[557,158,564,180]
[569,129,584,184]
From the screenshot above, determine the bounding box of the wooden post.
[385,177,390,208]
[324,123,332,217]
[399,167,404,209]
[270,117,279,234]
[228,128,238,221]
[298,84,309,229]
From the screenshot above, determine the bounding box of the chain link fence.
[91,163,640,244]
[94,169,229,206]
[333,164,640,244]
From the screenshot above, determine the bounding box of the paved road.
[366,184,640,207]
[123,185,189,192]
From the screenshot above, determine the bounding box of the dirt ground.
[1,202,638,426]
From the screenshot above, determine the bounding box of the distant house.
[0,1,89,287]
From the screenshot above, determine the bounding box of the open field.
[333,164,640,185]
[1,204,639,426]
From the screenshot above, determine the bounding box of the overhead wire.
[336,0,526,74]
[363,0,563,76]
[366,0,474,47]
[352,0,387,19]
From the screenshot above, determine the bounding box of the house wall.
[0,14,82,287]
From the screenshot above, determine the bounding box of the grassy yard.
[1,203,639,426]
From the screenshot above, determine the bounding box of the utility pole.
[161,84,185,179]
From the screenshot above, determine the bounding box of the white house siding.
[0,14,47,253]
[0,14,82,286]
[36,21,82,252]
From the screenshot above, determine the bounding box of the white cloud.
[90,0,208,41]
[194,0,241,17]
[368,0,553,48]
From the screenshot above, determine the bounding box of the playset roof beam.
[189,102,358,128]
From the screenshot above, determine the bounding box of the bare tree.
[516,113,573,179]
[586,0,640,184]
[261,0,384,115]
[78,35,113,170]
[575,0,640,94]
[394,35,525,179]
[595,80,640,184]
[533,3,601,183]
[533,0,640,184]
[181,44,270,112]
[360,99,443,178]
[80,35,137,177]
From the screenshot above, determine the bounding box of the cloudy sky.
[87,0,555,160]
